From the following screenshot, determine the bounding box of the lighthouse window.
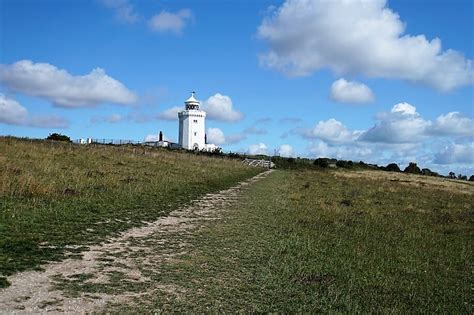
[193,119,198,123]
[194,132,197,136]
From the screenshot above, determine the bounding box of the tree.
[403,162,422,174]
[469,175,474,182]
[384,163,401,172]
[313,158,329,168]
[46,133,71,142]
[448,172,456,179]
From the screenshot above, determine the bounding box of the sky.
[0,0,473,175]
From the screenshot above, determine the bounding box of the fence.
[73,138,141,145]
[242,158,275,169]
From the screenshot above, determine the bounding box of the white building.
[148,92,218,151]
[178,92,208,151]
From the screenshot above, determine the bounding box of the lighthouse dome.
[185,92,200,110]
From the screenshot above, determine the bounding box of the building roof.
[185,92,200,105]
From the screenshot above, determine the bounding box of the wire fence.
[72,138,142,145]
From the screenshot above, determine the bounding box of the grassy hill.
[1,137,472,312]
[0,137,261,287]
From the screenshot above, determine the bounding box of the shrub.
[313,158,329,168]
[336,160,353,168]
[404,162,422,174]
[469,175,474,182]
[384,163,401,172]
[46,133,71,142]
[422,168,439,177]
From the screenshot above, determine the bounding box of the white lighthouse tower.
[178,92,207,150]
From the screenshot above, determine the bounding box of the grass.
[0,137,262,287]
[110,169,473,313]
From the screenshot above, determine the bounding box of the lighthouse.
[178,92,207,150]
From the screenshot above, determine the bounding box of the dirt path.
[0,170,273,313]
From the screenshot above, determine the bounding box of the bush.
[336,160,353,168]
[384,163,401,172]
[469,175,474,182]
[422,168,439,177]
[404,162,422,174]
[313,158,329,168]
[46,133,71,142]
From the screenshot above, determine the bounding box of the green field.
[1,138,473,312]
[0,137,261,287]
[109,169,473,313]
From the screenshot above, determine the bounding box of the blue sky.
[0,0,473,175]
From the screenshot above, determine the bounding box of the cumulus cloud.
[148,9,193,34]
[0,60,137,108]
[157,106,181,120]
[206,127,245,145]
[258,0,473,91]
[0,93,28,125]
[101,0,139,23]
[0,93,69,128]
[278,144,295,157]
[428,112,474,137]
[360,102,430,143]
[304,118,360,144]
[434,143,474,164]
[308,140,374,161]
[207,127,226,145]
[304,103,473,148]
[202,93,244,122]
[247,143,268,155]
[330,78,374,104]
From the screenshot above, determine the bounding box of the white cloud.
[330,78,374,104]
[0,60,137,107]
[148,9,193,34]
[101,0,139,23]
[434,143,474,164]
[206,127,245,145]
[202,93,244,122]
[0,93,69,128]
[247,143,268,155]
[278,144,295,157]
[158,106,181,120]
[0,93,28,125]
[207,127,226,145]
[258,0,473,91]
[429,112,474,137]
[159,93,244,122]
[304,118,360,144]
[391,102,417,115]
[360,102,430,143]
[309,141,374,161]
